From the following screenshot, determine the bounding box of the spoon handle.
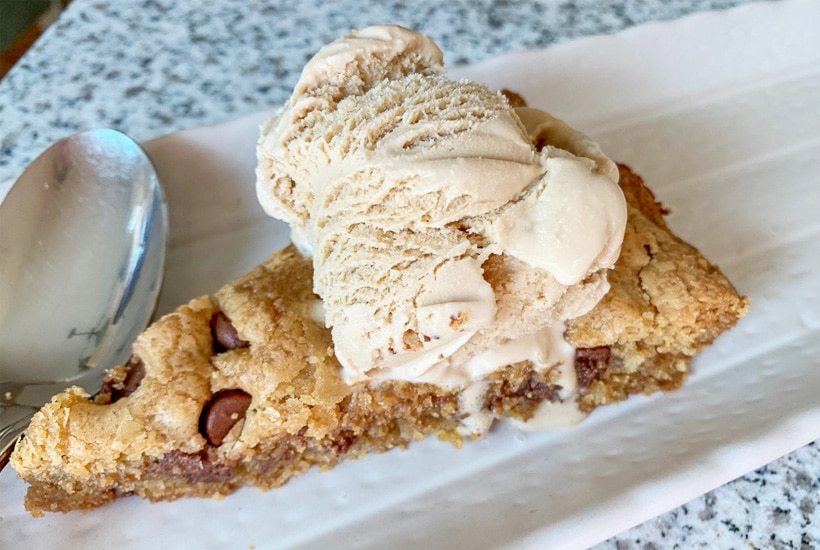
[0,405,36,471]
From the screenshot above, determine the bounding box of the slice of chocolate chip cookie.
[9,165,748,515]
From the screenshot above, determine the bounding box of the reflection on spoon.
[0,129,168,468]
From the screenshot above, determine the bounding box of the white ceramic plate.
[2,1,819,548]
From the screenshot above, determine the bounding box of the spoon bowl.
[0,129,167,465]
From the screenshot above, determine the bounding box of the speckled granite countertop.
[0,0,817,548]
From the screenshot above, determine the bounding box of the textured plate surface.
[2,1,819,548]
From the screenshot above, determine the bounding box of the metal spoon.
[0,129,168,468]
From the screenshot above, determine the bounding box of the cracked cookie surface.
[568,166,749,409]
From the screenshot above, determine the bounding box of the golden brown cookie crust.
[10,165,748,516]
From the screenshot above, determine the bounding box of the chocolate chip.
[117,360,146,398]
[575,346,612,388]
[100,358,146,403]
[211,311,250,352]
[488,373,560,414]
[199,389,252,446]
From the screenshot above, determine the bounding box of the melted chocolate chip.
[211,311,250,352]
[332,430,358,455]
[575,346,612,388]
[518,380,560,402]
[199,389,252,446]
[147,450,233,483]
[100,359,146,403]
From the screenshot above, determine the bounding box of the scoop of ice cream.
[257,25,627,386]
